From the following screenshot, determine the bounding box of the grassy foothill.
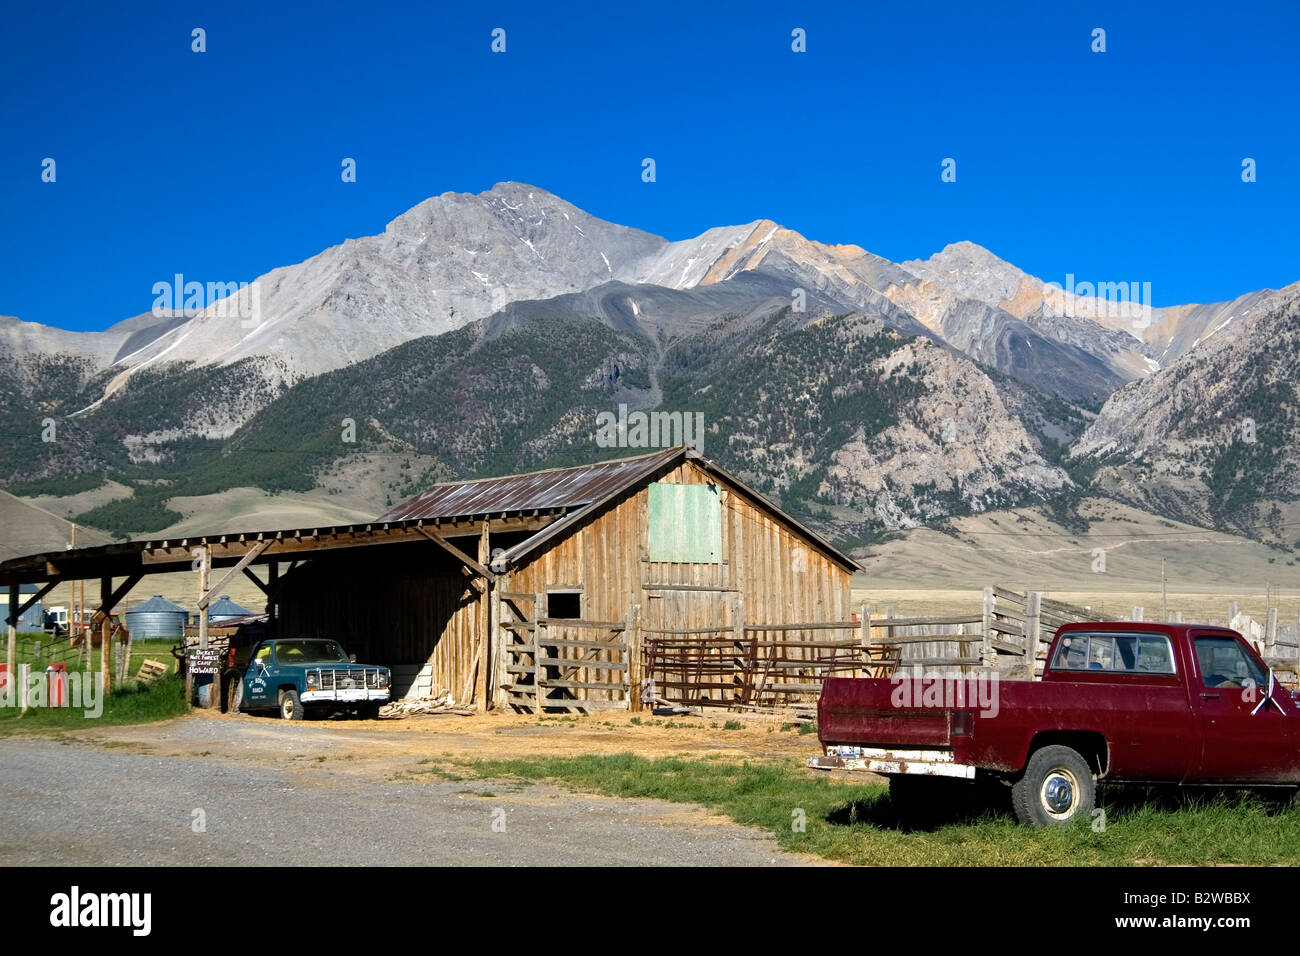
[461,753,1300,866]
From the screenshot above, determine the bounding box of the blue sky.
[2,0,1296,332]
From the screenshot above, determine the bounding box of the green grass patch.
[0,675,189,734]
[460,753,1300,866]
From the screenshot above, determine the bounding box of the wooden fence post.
[859,603,870,677]
[731,595,747,709]
[624,604,641,712]
[534,592,546,713]
[1025,591,1042,680]
[1267,607,1278,659]
[981,587,995,667]
[884,605,896,675]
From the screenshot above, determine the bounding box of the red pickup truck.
[809,622,1299,825]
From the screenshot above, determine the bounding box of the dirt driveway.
[0,711,834,866]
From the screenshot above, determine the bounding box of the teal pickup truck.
[239,638,391,720]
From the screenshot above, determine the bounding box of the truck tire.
[1012,745,1095,826]
[225,675,243,714]
[278,689,305,721]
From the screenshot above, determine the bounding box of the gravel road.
[0,723,820,866]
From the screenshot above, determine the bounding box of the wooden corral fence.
[642,618,890,713]
[640,597,905,713]
[496,586,1300,714]
[498,592,632,713]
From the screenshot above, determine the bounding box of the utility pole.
[1161,557,1167,622]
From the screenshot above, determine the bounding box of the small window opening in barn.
[547,591,582,619]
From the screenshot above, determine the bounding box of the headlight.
[305,673,317,688]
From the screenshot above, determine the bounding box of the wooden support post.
[1025,591,1042,680]
[197,548,210,651]
[476,523,490,710]
[267,562,279,635]
[491,573,507,710]
[18,663,29,714]
[197,547,217,708]
[981,587,995,667]
[5,583,16,704]
[200,541,270,609]
[1229,601,1239,623]
[99,577,112,694]
[1267,607,1279,657]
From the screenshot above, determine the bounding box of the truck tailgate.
[818,677,952,747]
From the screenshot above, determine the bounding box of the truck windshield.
[275,641,349,664]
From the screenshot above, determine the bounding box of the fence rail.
[504,586,1300,714]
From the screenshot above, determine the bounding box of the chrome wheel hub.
[1042,771,1076,815]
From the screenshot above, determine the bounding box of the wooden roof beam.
[199,540,270,609]
[414,526,492,578]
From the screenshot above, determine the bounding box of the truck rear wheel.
[1012,745,1095,826]
[278,689,305,721]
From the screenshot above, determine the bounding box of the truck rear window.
[1050,632,1175,675]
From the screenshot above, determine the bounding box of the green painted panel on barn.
[648,482,722,563]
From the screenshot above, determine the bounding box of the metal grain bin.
[208,594,253,623]
[124,594,189,639]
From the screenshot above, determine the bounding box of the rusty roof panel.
[376,447,685,521]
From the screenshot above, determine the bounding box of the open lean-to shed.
[0,446,861,713]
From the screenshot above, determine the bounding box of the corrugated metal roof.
[378,447,684,521]
[0,445,861,582]
[209,594,253,617]
[127,594,187,614]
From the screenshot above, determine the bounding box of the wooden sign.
[189,650,220,675]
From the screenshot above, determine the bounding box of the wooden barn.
[0,445,863,714]
[275,446,860,712]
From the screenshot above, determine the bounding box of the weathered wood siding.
[510,459,851,628]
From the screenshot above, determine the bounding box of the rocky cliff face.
[1071,284,1300,539]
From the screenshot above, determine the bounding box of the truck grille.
[312,668,384,690]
